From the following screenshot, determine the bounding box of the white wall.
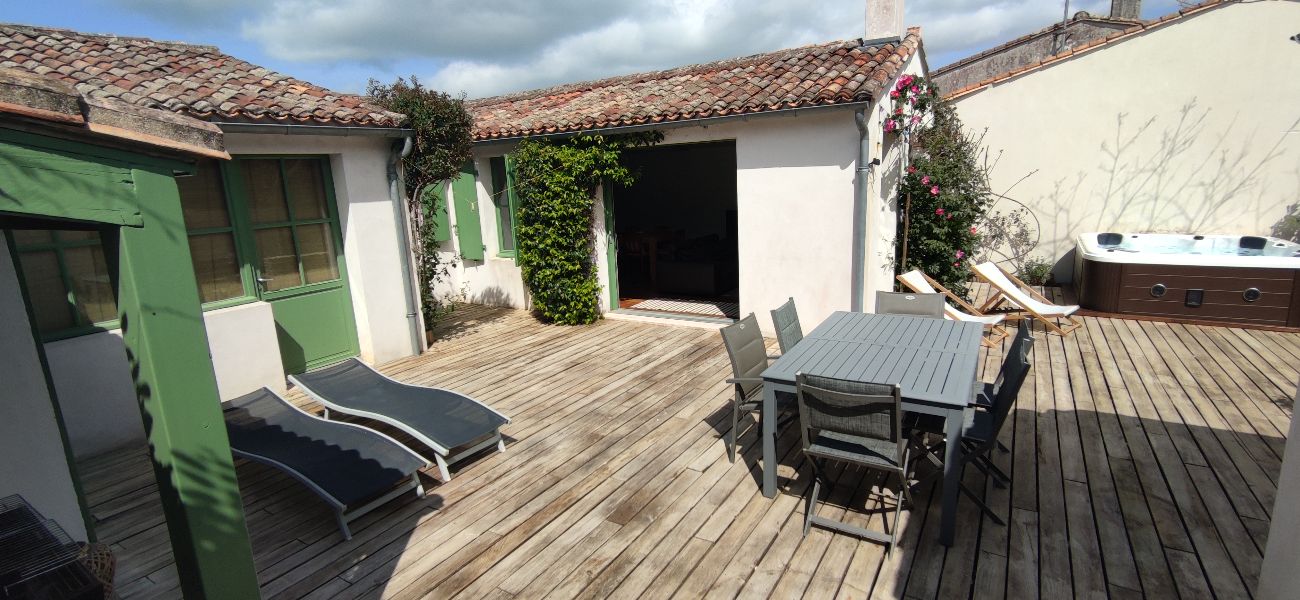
[204,302,286,400]
[45,331,142,458]
[1258,381,1300,598]
[432,154,530,309]
[950,1,1300,280]
[224,132,419,364]
[0,234,88,541]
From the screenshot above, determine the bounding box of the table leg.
[762,385,777,498]
[939,407,967,546]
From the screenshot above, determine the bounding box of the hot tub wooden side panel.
[1078,255,1300,327]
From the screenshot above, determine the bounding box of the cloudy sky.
[3,1,1182,99]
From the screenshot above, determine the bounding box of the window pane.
[254,227,301,291]
[56,230,98,243]
[178,160,231,230]
[18,250,76,333]
[188,233,244,303]
[242,160,289,224]
[11,229,53,246]
[63,245,118,324]
[283,159,328,220]
[297,223,339,284]
[490,157,515,252]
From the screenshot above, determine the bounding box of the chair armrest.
[726,377,764,385]
[767,353,782,360]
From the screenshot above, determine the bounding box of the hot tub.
[1074,232,1300,327]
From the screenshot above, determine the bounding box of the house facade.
[433,30,927,336]
[944,0,1300,280]
[0,24,422,457]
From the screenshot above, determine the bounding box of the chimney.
[1110,0,1141,20]
[865,0,905,44]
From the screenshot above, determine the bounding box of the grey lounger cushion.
[224,388,427,508]
[291,358,509,453]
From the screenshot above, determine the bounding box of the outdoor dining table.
[760,310,985,547]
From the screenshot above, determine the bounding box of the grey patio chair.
[795,373,916,553]
[223,388,429,540]
[974,319,1033,410]
[720,313,795,463]
[910,328,1034,525]
[769,297,804,355]
[875,291,945,319]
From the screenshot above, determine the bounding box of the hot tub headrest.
[1239,236,1267,251]
[1096,233,1124,247]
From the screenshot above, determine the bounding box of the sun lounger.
[897,269,1009,347]
[222,388,429,540]
[970,261,1082,336]
[289,359,510,482]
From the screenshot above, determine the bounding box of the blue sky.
[1,1,1182,99]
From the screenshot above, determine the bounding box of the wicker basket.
[77,542,116,599]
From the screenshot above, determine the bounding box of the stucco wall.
[950,1,1300,281]
[0,234,88,541]
[443,55,925,336]
[45,331,142,457]
[203,302,286,400]
[224,132,419,364]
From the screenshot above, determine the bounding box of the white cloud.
[116,0,1128,98]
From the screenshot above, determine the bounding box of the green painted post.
[114,167,260,600]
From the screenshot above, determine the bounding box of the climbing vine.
[367,76,474,325]
[512,132,661,324]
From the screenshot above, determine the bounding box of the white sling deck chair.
[289,359,510,482]
[970,261,1082,336]
[896,270,1009,347]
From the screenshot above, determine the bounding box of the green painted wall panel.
[114,166,260,600]
[0,130,143,226]
[451,162,484,261]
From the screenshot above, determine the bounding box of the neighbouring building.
[0,23,423,458]
[943,0,1300,280]
[432,17,927,336]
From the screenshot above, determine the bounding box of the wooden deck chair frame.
[972,262,1083,336]
[896,271,1009,348]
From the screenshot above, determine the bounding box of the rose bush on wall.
[890,75,992,297]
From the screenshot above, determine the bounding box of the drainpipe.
[852,108,872,312]
[389,136,426,354]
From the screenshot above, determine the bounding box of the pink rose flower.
[910,115,921,124]
[884,119,897,132]
[970,226,978,234]
[935,208,944,215]
[921,175,930,184]
[890,89,900,98]
[931,186,940,196]
[911,85,919,93]
[907,166,916,174]
[955,250,965,259]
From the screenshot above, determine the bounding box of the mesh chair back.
[991,320,1035,395]
[770,297,804,354]
[875,291,945,319]
[982,334,1033,451]
[720,313,768,399]
[795,373,904,458]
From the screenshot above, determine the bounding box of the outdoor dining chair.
[897,269,1009,347]
[720,313,795,462]
[795,373,917,553]
[769,297,803,355]
[910,326,1034,525]
[875,291,945,319]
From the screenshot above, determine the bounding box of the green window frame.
[179,160,256,309]
[488,156,518,258]
[7,228,120,341]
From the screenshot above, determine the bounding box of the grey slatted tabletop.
[763,311,984,409]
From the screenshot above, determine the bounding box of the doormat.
[628,298,739,319]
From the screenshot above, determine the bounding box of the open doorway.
[612,141,739,320]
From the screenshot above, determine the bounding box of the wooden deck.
[78,296,1297,599]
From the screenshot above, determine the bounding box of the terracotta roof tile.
[469,29,921,141]
[0,22,405,128]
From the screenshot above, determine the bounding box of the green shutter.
[451,163,484,261]
[424,184,451,243]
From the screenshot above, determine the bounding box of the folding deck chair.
[970,261,1083,336]
[289,358,510,482]
[223,388,429,540]
[897,269,1010,347]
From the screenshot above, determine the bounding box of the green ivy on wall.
[512,132,660,324]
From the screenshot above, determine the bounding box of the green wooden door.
[229,157,360,374]
[451,162,485,260]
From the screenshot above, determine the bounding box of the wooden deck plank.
[71,301,1295,600]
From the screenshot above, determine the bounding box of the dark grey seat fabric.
[290,358,510,482]
[770,297,804,355]
[720,313,796,463]
[796,373,915,551]
[875,291,945,319]
[292,359,508,452]
[223,388,427,539]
